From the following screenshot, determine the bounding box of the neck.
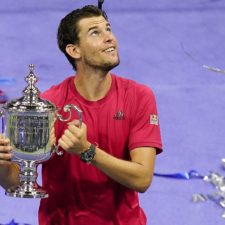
[75,68,112,101]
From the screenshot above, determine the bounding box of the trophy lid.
[4,64,56,112]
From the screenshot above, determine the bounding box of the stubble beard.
[84,54,120,73]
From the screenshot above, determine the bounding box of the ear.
[65,44,81,59]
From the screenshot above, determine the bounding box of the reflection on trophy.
[0,64,82,198]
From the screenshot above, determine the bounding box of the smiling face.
[74,16,120,72]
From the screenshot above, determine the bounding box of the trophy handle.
[54,104,82,156]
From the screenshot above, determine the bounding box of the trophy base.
[5,160,49,198]
[6,185,49,198]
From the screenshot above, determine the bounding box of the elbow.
[136,183,150,193]
[137,187,148,193]
[135,177,153,193]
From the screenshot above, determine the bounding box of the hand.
[58,120,89,155]
[0,134,13,166]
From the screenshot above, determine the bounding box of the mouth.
[103,46,116,53]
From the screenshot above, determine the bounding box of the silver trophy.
[0,64,82,198]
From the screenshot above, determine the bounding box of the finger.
[50,127,55,136]
[50,117,57,128]
[50,125,56,146]
[0,138,10,145]
[0,152,12,160]
[50,130,56,138]
[50,123,54,129]
[58,138,70,150]
[67,124,81,138]
[64,129,78,141]
[0,145,12,152]
[60,133,75,146]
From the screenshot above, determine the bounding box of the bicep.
[130,147,156,177]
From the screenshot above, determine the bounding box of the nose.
[103,30,115,43]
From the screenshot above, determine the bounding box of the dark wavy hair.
[57,5,108,71]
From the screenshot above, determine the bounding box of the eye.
[106,27,112,32]
[90,30,100,36]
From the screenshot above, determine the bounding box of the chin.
[102,58,120,71]
[103,63,119,72]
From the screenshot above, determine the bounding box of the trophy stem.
[6,160,48,198]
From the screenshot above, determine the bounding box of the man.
[0,5,162,225]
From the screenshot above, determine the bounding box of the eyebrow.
[87,23,111,33]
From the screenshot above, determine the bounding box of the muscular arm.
[58,122,156,193]
[92,146,156,193]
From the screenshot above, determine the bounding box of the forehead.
[78,16,109,32]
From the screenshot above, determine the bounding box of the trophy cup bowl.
[0,64,82,198]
